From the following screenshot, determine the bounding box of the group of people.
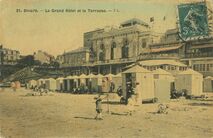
[94,94,136,120]
[72,85,91,94]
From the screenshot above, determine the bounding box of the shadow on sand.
[188,102,213,107]
[74,116,96,120]
[102,101,121,105]
[110,112,128,116]
[147,112,158,115]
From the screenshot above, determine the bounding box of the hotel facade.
[58,18,213,77]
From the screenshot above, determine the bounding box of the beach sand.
[0,88,213,138]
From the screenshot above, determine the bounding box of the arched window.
[100,43,104,50]
[111,42,116,60]
[99,43,105,61]
[122,38,129,58]
[99,52,104,61]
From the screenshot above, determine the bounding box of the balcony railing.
[137,53,180,60]
[95,58,136,65]
[185,53,213,58]
[60,57,136,67]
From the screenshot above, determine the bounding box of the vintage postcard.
[0,0,213,138]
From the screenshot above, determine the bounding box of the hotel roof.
[120,18,149,27]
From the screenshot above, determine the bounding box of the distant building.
[60,47,90,66]
[181,38,213,77]
[0,45,20,65]
[139,26,213,77]
[59,47,91,75]
[138,28,184,61]
[33,50,54,64]
[56,54,64,64]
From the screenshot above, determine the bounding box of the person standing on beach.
[11,82,16,92]
[109,81,115,93]
[95,95,103,120]
[127,95,135,116]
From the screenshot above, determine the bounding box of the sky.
[0,0,211,56]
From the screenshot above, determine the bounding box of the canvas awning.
[140,60,187,67]
[151,45,182,53]
[87,73,96,78]
[66,76,73,79]
[105,74,116,77]
[96,74,104,78]
[79,74,87,78]
[205,76,213,80]
[38,79,45,81]
[72,75,79,79]
[46,78,55,81]
[152,68,172,75]
[114,73,122,77]
[56,77,64,80]
[122,65,151,73]
[178,69,202,76]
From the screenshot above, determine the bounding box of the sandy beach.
[0,88,213,138]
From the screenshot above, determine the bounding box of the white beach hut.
[122,65,155,104]
[175,69,203,96]
[152,68,174,102]
[94,74,104,92]
[85,73,100,92]
[45,78,57,91]
[29,79,37,88]
[37,78,45,88]
[56,77,64,91]
[203,76,213,93]
[63,75,77,92]
[79,74,87,86]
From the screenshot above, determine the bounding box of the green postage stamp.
[178,2,209,40]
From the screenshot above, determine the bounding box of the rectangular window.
[203,64,206,71]
[196,64,199,71]
[193,65,196,70]
[141,39,147,48]
[207,64,210,71]
[198,64,201,71]
[147,66,150,70]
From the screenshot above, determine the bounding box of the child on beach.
[94,95,103,120]
[127,95,135,116]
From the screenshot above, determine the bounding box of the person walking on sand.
[94,95,103,120]
[11,82,16,92]
[127,95,135,116]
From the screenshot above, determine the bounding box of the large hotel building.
[58,18,213,77]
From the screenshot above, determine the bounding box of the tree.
[17,55,41,67]
[50,61,60,68]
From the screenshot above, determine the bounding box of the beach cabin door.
[125,73,135,100]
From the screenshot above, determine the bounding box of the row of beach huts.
[28,65,213,103]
